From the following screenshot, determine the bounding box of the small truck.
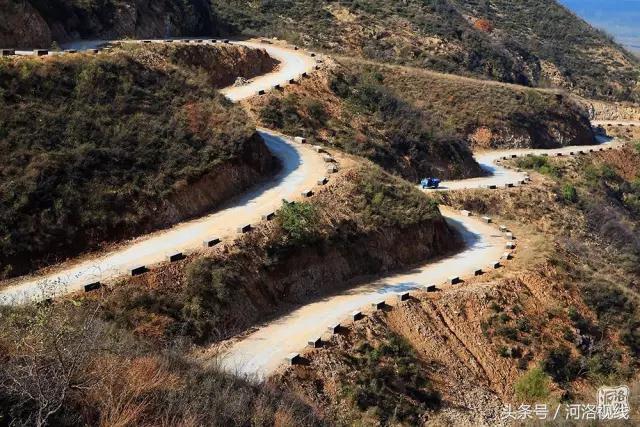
[421,177,441,189]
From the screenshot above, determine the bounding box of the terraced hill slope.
[213,0,640,102]
[0,43,277,278]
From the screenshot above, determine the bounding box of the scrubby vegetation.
[339,334,441,424]
[212,0,640,102]
[97,164,453,345]
[276,201,321,247]
[515,368,551,401]
[341,59,595,150]
[0,301,321,426]
[515,156,563,178]
[0,46,270,278]
[256,67,482,181]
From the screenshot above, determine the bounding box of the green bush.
[277,200,320,246]
[516,156,561,178]
[343,334,440,424]
[515,367,551,401]
[496,325,519,341]
[304,99,327,124]
[621,321,640,357]
[542,346,581,383]
[561,184,578,203]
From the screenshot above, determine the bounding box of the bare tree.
[1,303,105,426]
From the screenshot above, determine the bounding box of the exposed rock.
[0,0,52,48]
[0,0,228,48]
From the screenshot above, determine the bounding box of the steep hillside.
[0,301,322,426]
[339,59,596,150]
[0,0,227,48]
[98,162,459,345]
[246,58,594,181]
[278,148,640,424]
[4,0,637,101]
[248,62,484,182]
[0,161,463,425]
[213,0,640,102]
[0,43,278,278]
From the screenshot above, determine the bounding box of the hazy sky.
[559,0,640,52]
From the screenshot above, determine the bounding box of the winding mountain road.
[0,40,324,304]
[217,138,621,378]
[0,38,627,379]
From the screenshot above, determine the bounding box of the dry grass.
[340,58,594,149]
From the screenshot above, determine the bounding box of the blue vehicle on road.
[421,177,441,189]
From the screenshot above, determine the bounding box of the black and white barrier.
[262,212,276,221]
[425,284,437,292]
[237,224,252,233]
[482,216,492,224]
[460,210,472,217]
[286,353,302,366]
[84,282,102,292]
[301,189,313,197]
[327,323,341,334]
[397,292,410,302]
[352,311,363,321]
[294,136,307,144]
[317,177,329,185]
[130,265,148,276]
[166,251,184,262]
[371,300,386,310]
[448,276,461,285]
[490,261,501,269]
[203,237,221,248]
[308,337,323,348]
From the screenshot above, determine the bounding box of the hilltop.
[213,0,640,103]
[3,0,637,102]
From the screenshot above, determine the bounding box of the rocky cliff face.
[157,133,278,228]
[0,0,227,48]
[0,0,52,48]
[147,43,279,89]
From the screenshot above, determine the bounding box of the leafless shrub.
[0,303,107,426]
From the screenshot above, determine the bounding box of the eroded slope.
[0,43,278,278]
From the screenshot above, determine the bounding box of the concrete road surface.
[1,37,629,380]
